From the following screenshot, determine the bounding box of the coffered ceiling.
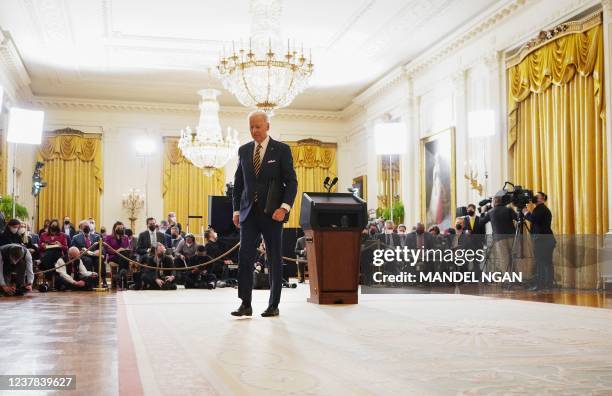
[0,0,501,111]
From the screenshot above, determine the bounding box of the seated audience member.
[406,222,435,275]
[54,247,98,291]
[0,244,33,296]
[136,218,167,260]
[169,226,183,250]
[184,245,216,289]
[28,223,40,246]
[99,226,107,239]
[39,219,68,279]
[125,229,138,254]
[157,221,172,247]
[174,233,198,266]
[39,219,50,236]
[62,216,77,242]
[166,212,182,235]
[141,243,176,290]
[378,220,399,247]
[0,219,24,246]
[71,220,101,274]
[204,229,224,278]
[19,222,39,261]
[105,222,132,288]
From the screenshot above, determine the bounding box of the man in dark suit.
[231,111,298,317]
[480,196,518,272]
[522,192,556,290]
[136,217,168,261]
[71,220,102,274]
[464,203,485,274]
[63,216,77,244]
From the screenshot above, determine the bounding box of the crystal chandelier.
[216,0,314,115]
[178,89,240,175]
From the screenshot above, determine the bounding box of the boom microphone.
[329,177,338,189]
[323,176,330,188]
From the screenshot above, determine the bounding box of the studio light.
[7,107,45,144]
[134,138,157,156]
[468,110,495,137]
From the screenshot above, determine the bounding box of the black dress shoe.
[261,306,279,317]
[231,304,252,317]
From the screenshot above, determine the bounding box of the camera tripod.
[481,210,530,289]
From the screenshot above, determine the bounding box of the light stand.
[374,121,406,224]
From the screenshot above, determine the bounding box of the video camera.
[479,181,536,210]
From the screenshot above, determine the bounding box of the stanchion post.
[93,240,108,292]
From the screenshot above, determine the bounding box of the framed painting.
[352,175,367,201]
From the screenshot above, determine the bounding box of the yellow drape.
[286,140,337,227]
[508,21,607,235]
[36,129,103,226]
[162,137,225,235]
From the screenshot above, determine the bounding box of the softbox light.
[7,107,45,144]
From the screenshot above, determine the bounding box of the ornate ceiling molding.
[31,96,345,121]
[0,30,32,102]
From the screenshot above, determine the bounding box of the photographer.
[141,243,177,290]
[522,192,555,290]
[480,196,518,272]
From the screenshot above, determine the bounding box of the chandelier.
[178,89,240,175]
[216,0,314,115]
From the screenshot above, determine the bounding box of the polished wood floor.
[0,283,611,395]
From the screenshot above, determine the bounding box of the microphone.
[323,176,330,188]
[328,177,338,190]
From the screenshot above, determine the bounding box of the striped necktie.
[253,144,263,176]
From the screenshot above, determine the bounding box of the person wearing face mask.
[166,212,182,235]
[105,222,131,289]
[19,222,38,261]
[0,244,33,296]
[522,192,556,291]
[141,243,176,290]
[175,234,198,265]
[71,220,101,274]
[39,219,50,236]
[39,219,68,279]
[169,226,183,250]
[54,247,98,291]
[62,216,77,241]
[406,222,436,277]
[137,217,167,261]
[0,219,23,246]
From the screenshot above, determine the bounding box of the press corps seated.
[174,233,198,267]
[0,244,34,296]
[104,222,132,272]
[39,219,69,280]
[71,220,103,279]
[141,243,177,290]
[0,219,24,246]
[184,245,216,289]
[54,247,98,291]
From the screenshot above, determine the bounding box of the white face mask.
[18,228,26,235]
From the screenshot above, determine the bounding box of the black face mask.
[83,226,91,234]
[50,225,60,233]
[148,225,156,232]
[116,229,124,236]
[456,224,463,230]
[416,229,424,235]
[64,220,70,225]
[467,210,475,216]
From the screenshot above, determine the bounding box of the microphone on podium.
[329,177,338,190]
[323,176,330,189]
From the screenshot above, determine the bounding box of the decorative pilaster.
[452,69,469,207]
[482,51,504,197]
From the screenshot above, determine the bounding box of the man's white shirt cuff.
[233,211,239,216]
[281,203,291,213]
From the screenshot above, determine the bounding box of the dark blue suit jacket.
[233,137,298,222]
[71,232,101,250]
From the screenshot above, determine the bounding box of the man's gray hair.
[248,110,270,123]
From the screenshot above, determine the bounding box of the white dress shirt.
[55,258,94,284]
[234,135,291,216]
[150,230,157,245]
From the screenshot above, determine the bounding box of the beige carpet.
[120,285,612,395]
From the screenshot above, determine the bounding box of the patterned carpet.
[119,285,612,395]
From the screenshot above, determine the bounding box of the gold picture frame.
[352,175,367,201]
[420,127,456,230]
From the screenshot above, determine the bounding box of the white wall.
[342,0,605,228]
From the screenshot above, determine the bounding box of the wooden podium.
[299,192,367,304]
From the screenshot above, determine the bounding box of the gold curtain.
[377,155,401,209]
[36,129,103,227]
[507,19,607,235]
[162,137,225,235]
[286,139,337,227]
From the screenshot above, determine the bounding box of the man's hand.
[1,285,16,295]
[90,273,98,278]
[74,280,86,288]
[155,279,165,288]
[233,214,240,229]
[272,208,288,222]
[24,284,32,292]
[165,275,175,283]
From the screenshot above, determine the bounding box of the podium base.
[93,287,109,292]
[307,291,358,304]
